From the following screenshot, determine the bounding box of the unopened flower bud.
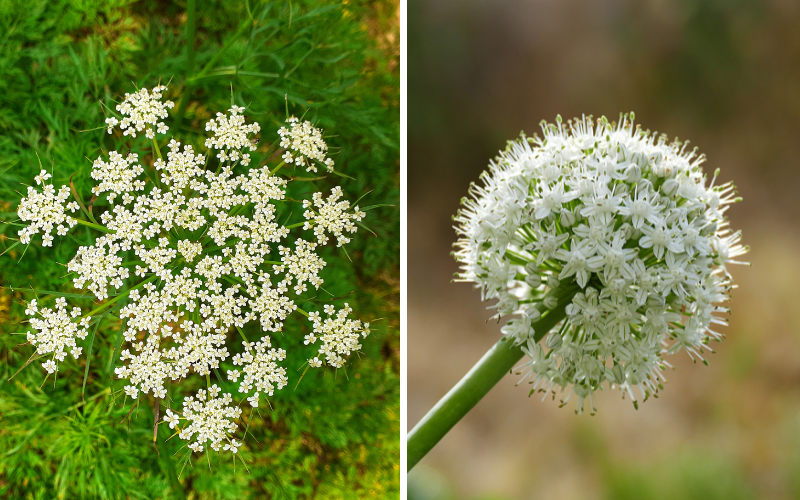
[560,209,576,227]
[607,364,626,385]
[525,273,542,288]
[661,178,679,197]
[545,331,562,349]
[625,164,642,183]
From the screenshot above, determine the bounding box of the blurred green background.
[0,0,398,498]
[408,0,800,499]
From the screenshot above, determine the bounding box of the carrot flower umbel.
[16,85,373,456]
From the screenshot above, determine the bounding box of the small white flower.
[247,393,259,408]
[277,117,334,173]
[17,183,77,245]
[231,339,287,397]
[302,187,365,247]
[106,85,174,138]
[176,386,241,453]
[501,318,533,344]
[177,240,203,263]
[26,300,90,374]
[205,106,260,166]
[163,409,180,429]
[223,439,240,453]
[306,304,369,368]
[34,169,52,185]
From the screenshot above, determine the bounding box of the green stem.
[195,18,252,81]
[236,325,249,343]
[406,282,578,471]
[271,160,286,175]
[84,274,158,318]
[156,418,187,500]
[174,16,252,127]
[185,0,196,76]
[152,137,163,161]
[74,218,115,234]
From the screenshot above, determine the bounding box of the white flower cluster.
[17,170,79,246]
[18,86,372,454]
[105,85,174,139]
[91,151,145,202]
[67,237,130,300]
[205,105,260,165]
[454,114,747,414]
[156,140,205,189]
[305,304,370,368]
[228,338,288,407]
[163,385,242,453]
[278,116,335,173]
[303,186,366,246]
[25,298,91,373]
[177,239,203,262]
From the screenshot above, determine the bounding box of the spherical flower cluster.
[228,339,288,407]
[305,304,370,368]
[278,116,335,173]
[205,105,260,165]
[17,171,79,246]
[454,113,747,414]
[18,86,373,454]
[164,385,242,453]
[25,298,91,373]
[303,186,366,247]
[105,85,174,139]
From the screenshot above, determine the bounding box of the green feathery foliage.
[0,0,399,498]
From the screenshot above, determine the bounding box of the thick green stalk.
[407,282,578,471]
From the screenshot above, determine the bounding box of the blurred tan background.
[407,1,800,499]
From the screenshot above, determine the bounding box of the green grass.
[0,0,399,498]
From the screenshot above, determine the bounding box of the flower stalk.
[84,274,159,318]
[407,282,578,471]
[74,218,115,234]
